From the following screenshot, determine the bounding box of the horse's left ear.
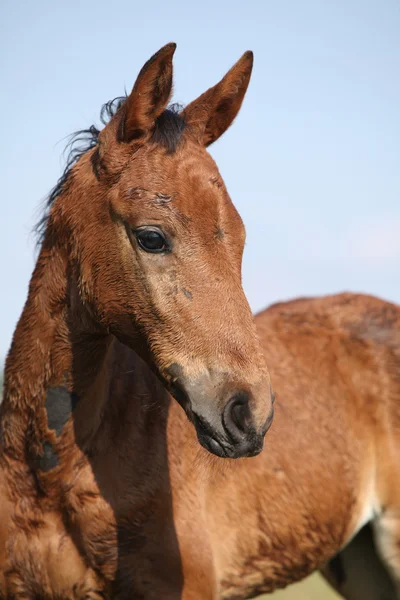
[183,51,253,147]
[118,42,176,143]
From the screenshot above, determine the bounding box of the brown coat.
[1,44,399,599]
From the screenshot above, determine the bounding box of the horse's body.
[1,292,400,598]
[1,44,399,599]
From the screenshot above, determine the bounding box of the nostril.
[223,394,253,440]
[230,400,251,432]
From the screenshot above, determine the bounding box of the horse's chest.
[2,451,179,598]
[4,511,109,599]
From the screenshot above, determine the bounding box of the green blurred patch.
[258,573,342,599]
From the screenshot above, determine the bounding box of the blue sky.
[1,0,399,360]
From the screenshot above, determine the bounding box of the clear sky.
[1,0,399,360]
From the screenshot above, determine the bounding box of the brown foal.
[1,44,400,600]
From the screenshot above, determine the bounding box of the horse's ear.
[183,51,253,147]
[117,43,176,143]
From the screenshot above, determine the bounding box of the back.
[256,292,400,431]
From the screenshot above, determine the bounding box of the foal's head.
[43,44,273,458]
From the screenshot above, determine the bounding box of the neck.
[1,238,111,467]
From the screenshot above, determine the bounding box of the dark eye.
[135,229,169,253]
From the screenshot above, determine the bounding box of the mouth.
[167,380,231,457]
[166,377,268,459]
[192,411,265,459]
[191,411,231,457]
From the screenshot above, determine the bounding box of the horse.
[1,43,399,599]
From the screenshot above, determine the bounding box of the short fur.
[1,44,400,600]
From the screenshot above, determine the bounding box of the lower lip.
[200,433,265,459]
[199,434,228,458]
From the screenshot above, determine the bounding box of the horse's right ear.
[117,43,176,144]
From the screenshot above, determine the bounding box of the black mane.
[34,98,185,244]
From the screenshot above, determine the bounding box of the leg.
[374,509,400,599]
[321,523,396,599]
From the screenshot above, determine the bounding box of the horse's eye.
[135,229,168,253]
